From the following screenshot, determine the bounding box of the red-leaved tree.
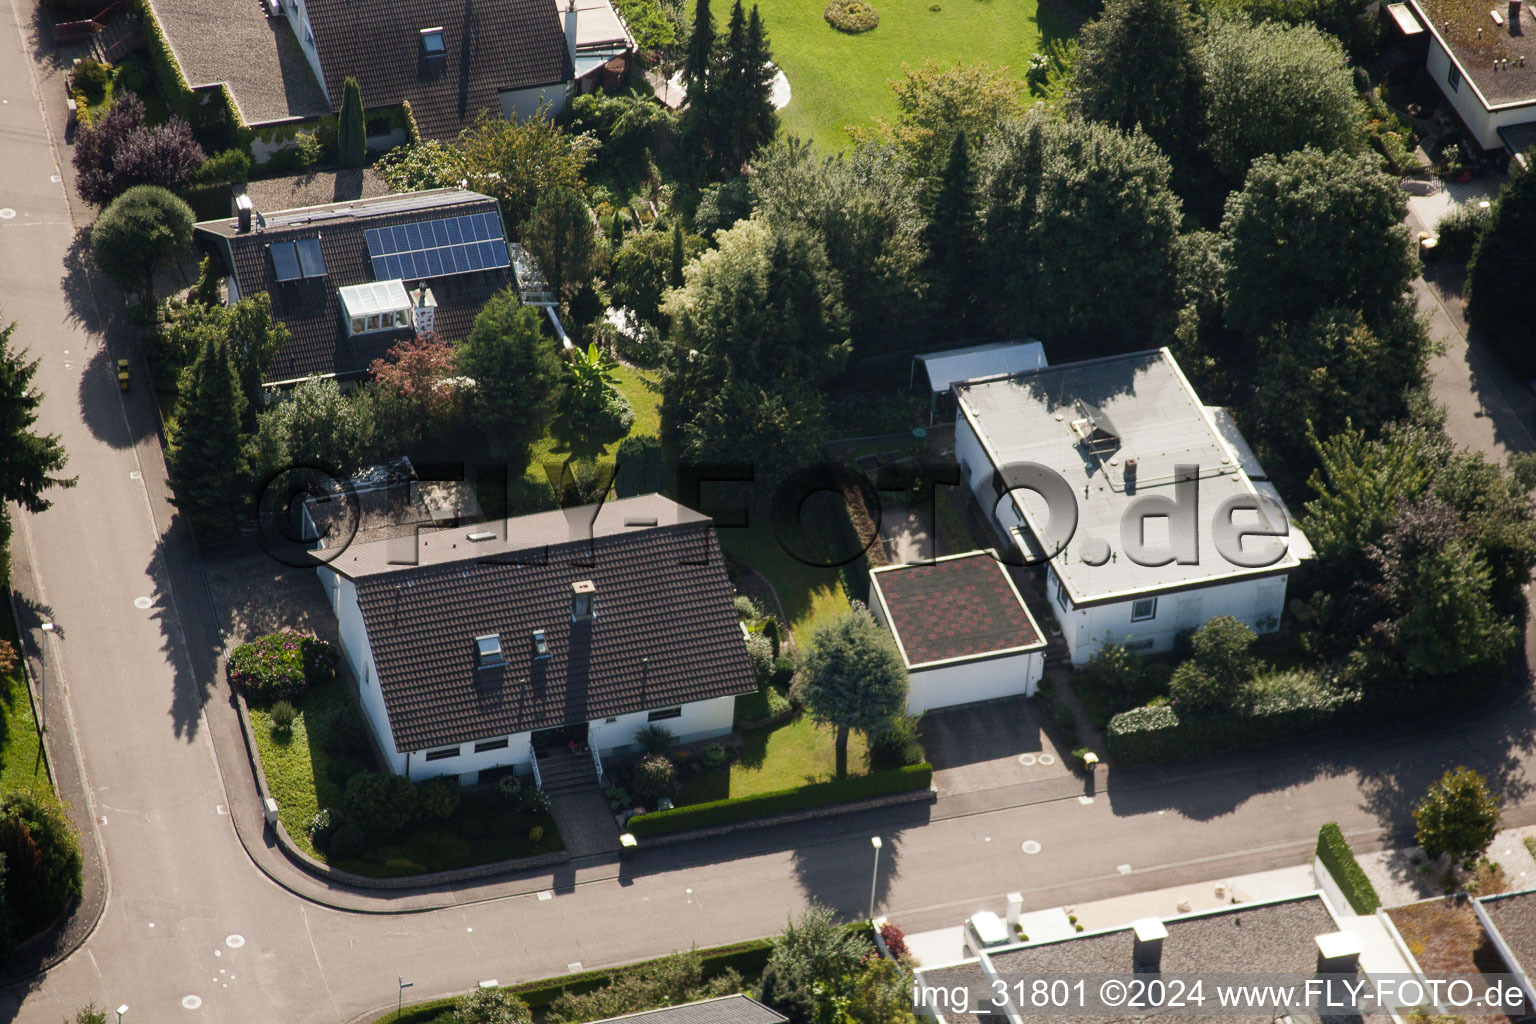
[73,93,205,206]
[369,332,462,426]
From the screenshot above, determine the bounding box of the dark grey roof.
[341,494,756,752]
[869,552,1046,669]
[913,961,1010,1024]
[587,995,787,1024]
[1481,889,1536,976]
[1408,0,1536,108]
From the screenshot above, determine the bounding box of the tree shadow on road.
[788,809,920,921]
[64,230,158,450]
[142,542,222,741]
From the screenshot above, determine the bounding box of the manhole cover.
[182,995,202,1010]
[1022,840,1042,855]
[134,596,153,609]
[1017,753,1037,766]
[225,934,244,948]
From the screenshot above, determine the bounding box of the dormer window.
[420,27,446,56]
[532,629,549,658]
[571,580,596,621]
[475,634,504,668]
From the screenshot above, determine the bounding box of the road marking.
[568,962,583,972]
[537,890,553,901]
[97,815,107,825]
[1038,754,1055,766]
[214,950,221,957]
[1078,796,1094,805]
[0,210,14,219]
[1017,753,1037,766]
[215,804,226,815]
[134,596,152,609]
[466,926,473,932]
[1116,864,1132,875]
[479,980,498,988]
[181,995,202,1010]
[225,934,244,948]
[130,471,142,480]
[1021,840,1041,855]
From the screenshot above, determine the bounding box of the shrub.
[606,785,633,810]
[499,774,524,801]
[635,755,678,802]
[825,0,879,31]
[73,93,205,206]
[529,825,545,844]
[416,776,461,821]
[878,921,909,959]
[734,594,765,621]
[1414,766,1500,870]
[545,951,740,1024]
[269,699,297,736]
[306,806,342,850]
[701,743,729,768]
[762,617,781,657]
[635,723,676,756]
[519,786,552,814]
[328,823,365,859]
[735,684,792,724]
[113,58,151,97]
[628,764,933,836]
[746,633,774,687]
[453,987,534,1024]
[1316,822,1381,913]
[1107,689,1362,764]
[867,713,925,770]
[0,791,84,936]
[190,148,251,189]
[1432,203,1489,265]
[227,631,337,701]
[343,771,420,832]
[72,59,112,102]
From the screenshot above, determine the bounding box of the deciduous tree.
[859,59,1023,187]
[1414,766,1500,870]
[1466,161,1536,375]
[456,291,561,476]
[72,93,204,205]
[1071,0,1202,154]
[796,604,908,776]
[91,185,195,307]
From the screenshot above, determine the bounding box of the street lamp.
[115,1006,128,1024]
[868,836,883,920]
[39,622,54,733]
[397,977,414,1020]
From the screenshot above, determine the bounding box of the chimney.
[235,193,253,234]
[564,0,579,64]
[411,284,437,335]
[571,579,596,621]
[1513,0,1523,24]
[1006,893,1024,930]
[1315,931,1362,975]
[1132,919,1166,971]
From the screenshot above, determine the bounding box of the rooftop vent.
[532,629,550,658]
[236,193,253,233]
[474,634,504,668]
[1132,919,1167,970]
[571,579,596,621]
[1069,398,1121,455]
[467,530,496,541]
[1315,931,1362,975]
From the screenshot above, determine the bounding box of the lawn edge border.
[232,691,571,889]
[630,783,937,847]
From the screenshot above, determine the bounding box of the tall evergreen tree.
[729,5,778,170]
[669,220,686,288]
[922,131,981,327]
[682,0,716,96]
[338,77,367,169]
[0,316,75,553]
[1466,160,1536,375]
[168,338,248,540]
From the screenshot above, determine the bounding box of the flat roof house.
[194,188,515,385]
[869,552,1048,713]
[586,995,787,1024]
[1473,888,1536,1013]
[1404,0,1536,155]
[953,348,1307,664]
[313,493,755,785]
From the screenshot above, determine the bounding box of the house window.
[420,26,446,55]
[351,317,366,334]
[647,707,683,722]
[1054,574,1070,612]
[425,746,459,761]
[1125,638,1155,652]
[474,737,509,753]
[394,310,411,327]
[1447,61,1461,91]
[475,634,504,668]
[366,314,380,331]
[532,629,549,658]
[1131,597,1157,622]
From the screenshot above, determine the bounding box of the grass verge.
[0,596,47,795]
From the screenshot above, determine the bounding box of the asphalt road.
[3,1,1536,1021]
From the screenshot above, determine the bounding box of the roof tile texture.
[873,554,1043,667]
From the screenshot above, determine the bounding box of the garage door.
[907,653,1039,714]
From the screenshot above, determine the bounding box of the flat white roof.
[338,279,410,317]
[955,348,1303,606]
[915,340,1047,395]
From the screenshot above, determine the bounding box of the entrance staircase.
[536,748,620,857]
[536,748,602,796]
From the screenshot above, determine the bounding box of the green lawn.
[0,596,47,797]
[720,522,851,641]
[761,0,1071,149]
[677,714,870,804]
[521,363,662,497]
[249,682,563,876]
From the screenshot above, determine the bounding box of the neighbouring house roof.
[911,961,1008,1024]
[1478,889,1536,981]
[1409,0,1536,109]
[985,896,1355,1024]
[327,493,756,752]
[954,348,1304,608]
[869,552,1046,670]
[240,169,391,212]
[304,0,573,141]
[194,188,514,384]
[145,0,329,124]
[914,340,1048,396]
[586,995,787,1024]
[560,0,637,78]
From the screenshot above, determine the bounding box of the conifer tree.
[682,0,715,96]
[922,131,981,326]
[669,220,686,288]
[168,338,248,540]
[338,77,366,169]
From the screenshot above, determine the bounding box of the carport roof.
[869,551,1045,670]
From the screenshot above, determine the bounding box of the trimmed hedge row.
[1105,692,1363,765]
[132,0,250,150]
[627,763,933,837]
[1316,822,1381,914]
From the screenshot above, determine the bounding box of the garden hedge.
[1316,822,1381,914]
[1105,692,1363,765]
[627,763,932,837]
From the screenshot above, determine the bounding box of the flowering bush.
[878,921,909,959]
[227,631,336,701]
[825,0,879,32]
[635,755,678,802]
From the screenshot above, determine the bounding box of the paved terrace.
[148,0,329,124]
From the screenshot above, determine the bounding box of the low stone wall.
[629,784,936,848]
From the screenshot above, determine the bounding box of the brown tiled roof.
[305,0,573,141]
[194,189,513,384]
[870,553,1045,668]
[344,494,756,752]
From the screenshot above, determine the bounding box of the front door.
[531,721,589,756]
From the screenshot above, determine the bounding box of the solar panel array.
[365,212,510,282]
[271,238,327,282]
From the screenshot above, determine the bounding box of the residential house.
[276,0,632,141]
[586,996,787,1024]
[911,340,1047,426]
[1398,0,1536,156]
[1473,888,1536,1013]
[953,348,1308,664]
[313,493,755,783]
[868,552,1047,713]
[194,188,515,385]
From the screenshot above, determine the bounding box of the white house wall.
[1424,36,1536,149]
[587,695,737,757]
[405,731,534,783]
[499,84,570,121]
[906,651,1043,714]
[328,570,406,775]
[277,0,330,105]
[1045,566,1287,664]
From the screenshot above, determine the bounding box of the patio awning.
[912,340,1048,394]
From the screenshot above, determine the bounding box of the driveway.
[922,696,1076,797]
